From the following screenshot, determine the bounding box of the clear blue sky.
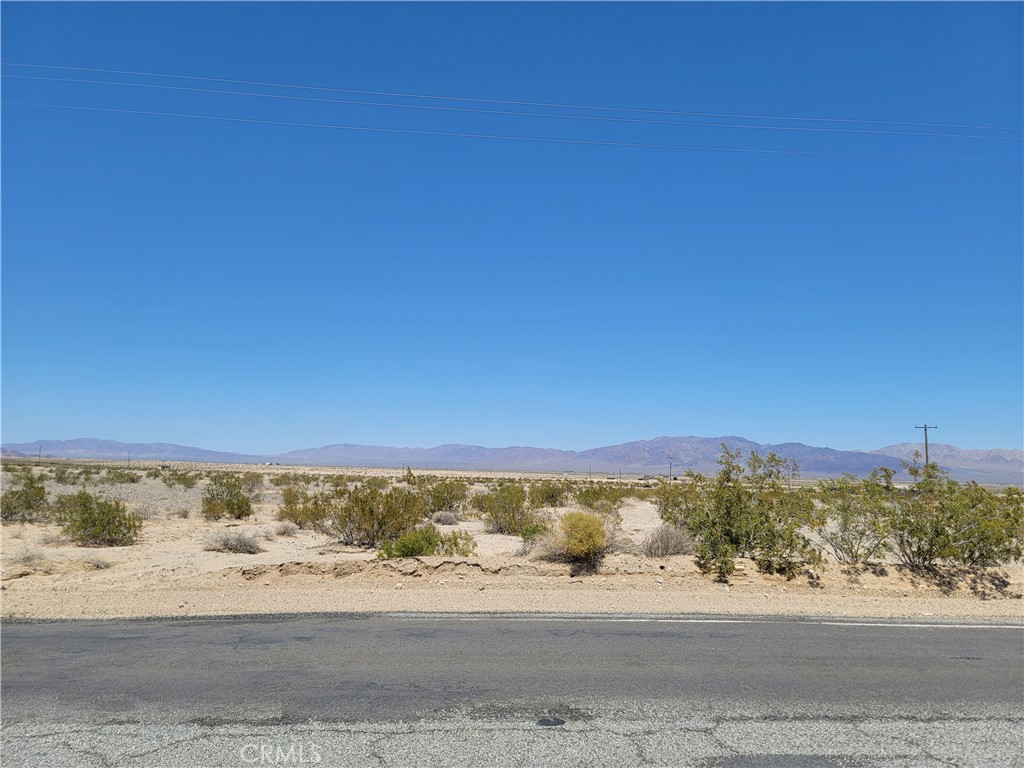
[2,2,1021,454]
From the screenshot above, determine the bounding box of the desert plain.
[1,461,1021,622]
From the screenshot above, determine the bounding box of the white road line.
[387,612,1023,630]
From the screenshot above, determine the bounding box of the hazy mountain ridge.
[4,437,1020,484]
[1,438,257,463]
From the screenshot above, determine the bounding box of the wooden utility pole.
[915,424,937,466]
[667,456,674,482]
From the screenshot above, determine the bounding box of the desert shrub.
[162,469,199,489]
[423,479,469,515]
[103,469,141,484]
[2,471,50,522]
[275,520,299,537]
[203,531,263,554]
[315,485,426,547]
[240,472,264,502]
[666,447,818,580]
[574,484,633,511]
[653,481,689,521]
[326,474,353,490]
[432,510,459,526]
[201,474,254,520]
[10,547,48,566]
[277,486,339,528]
[559,512,606,560]
[475,483,538,536]
[377,524,477,559]
[536,512,609,571]
[270,472,311,488]
[145,467,163,479]
[55,491,142,546]
[531,480,570,508]
[643,524,694,557]
[360,476,391,492]
[947,485,1023,567]
[37,531,67,546]
[887,461,1024,568]
[812,472,893,564]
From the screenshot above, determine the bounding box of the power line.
[6,74,1018,142]
[5,62,1021,134]
[7,102,1012,163]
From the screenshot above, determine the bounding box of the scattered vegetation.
[270,472,317,488]
[573,483,630,511]
[277,486,338,529]
[377,524,477,559]
[536,511,612,573]
[103,469,142,485]
[203,531,264,554]
[1,470,49,522]
[474,482,539,536]
[274,521,299,537]
[315,485,425,548]
[530,480,571,508]
[201,474,254,520]
[884,461,1023,568]
[642,524,694,557]
[662,447,819,580]
[55,491,143,547]
[162,469,199,489]
[423,478,470,516]
[432,510,459,526]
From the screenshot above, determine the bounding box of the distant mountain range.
[3,436,1021,484]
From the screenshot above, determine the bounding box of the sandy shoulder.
[1,474,1021,622]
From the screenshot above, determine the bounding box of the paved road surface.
[2,613,1021,767]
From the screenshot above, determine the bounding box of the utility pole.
[667,456,674,482]
[915,424,937,466]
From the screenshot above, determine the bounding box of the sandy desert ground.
[1,462,1021,622]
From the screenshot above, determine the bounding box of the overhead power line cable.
[6,102,1014,163]
[4,62,1021,134]
[5,74,1019,142]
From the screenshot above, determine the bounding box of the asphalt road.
[2,613,1022,767]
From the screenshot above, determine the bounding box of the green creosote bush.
[665,446,820,581]
[359,476,391,492]
[1,470,50,523]
[573,483,633,512]
[55,491,142,547]
[423,478,470,515]
[376,524,477,559]
[642,524,694,557]
[203,530,264,554]
[886,459,1024,568]
[201,474,254,521]
[162,469,199,489]
[474,482,539,536]
[530,480,571,508]
[270,472,315,488]
[240,472,264,502]
[103,469,142,485]
[277,486,341,529]
[811,472,893,565]
[315,485,425,548]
